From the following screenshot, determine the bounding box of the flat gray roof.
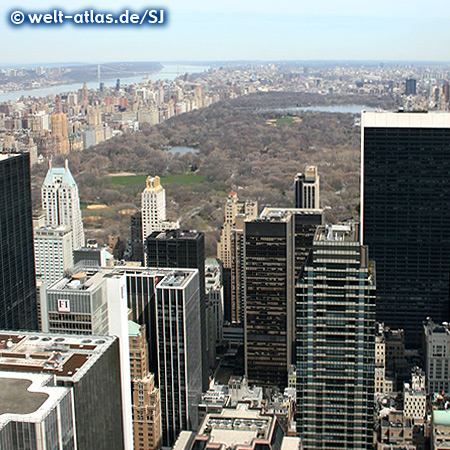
[0,378,48,415]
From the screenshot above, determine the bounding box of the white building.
[403,367,427,422]
[424,318,450,395]
[34,225,73,284]
[41,160,85,250]
[141,175,179,245]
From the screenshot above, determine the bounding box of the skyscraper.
[141,176,178,247]
[423,318,450,395]
[34,225,73,284]
[217,192,258,322]
[405,78,417,96]
[0,332,125,450]
[294,165,320,209]
[361,111,450,347]
[0,152,38,331]
[146,229,208,391]
[58,266,203,447]
[296,222,375,450]
[129,321,162,450]
[244,210,295,389]
[244,207,323,389]
[41,159,85,250]
[51,111,70,154]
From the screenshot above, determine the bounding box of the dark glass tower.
[244,211,295,389]
[0,153,38,331]
[146,229,208,391]
[244,208,323,389]
[362,111,450,347]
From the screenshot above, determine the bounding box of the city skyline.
[2,0,450,63]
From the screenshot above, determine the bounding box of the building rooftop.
[260,207,323,222]
[0,153,21,161]
[197,403,275,447]
[43,160,76,188]
[0,372,70,429]
[128,320,142,338]
[434,410,450,427]
[362,110,450,129]
[0,377,48,415]
[315,222,359,243]
[149,229,202,240]
[0,331,116,383]
[34,225,72,236]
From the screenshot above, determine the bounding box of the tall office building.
[423,318,450,395]
[51,111,70,154]
[405,78,417,96]
[156,271,202,446]
[41,268,133,450]
[230,214,246,323]
[244,210,295,389]
[296,222,375,450]
[141,176,178,246]
[41,159,85,250]
[294,165,320,209]
[123,267,202,446]
[34,225,73,284]
[146,229,209,391]
[0,331,125,450]
[50,266,202,447]
[361,111,450,347]
[217,192,258,322]
[0,372,75,450]
[244,208,323,389]
[129,321,162,450]
[0,152,38,331]
[130,210,144,264]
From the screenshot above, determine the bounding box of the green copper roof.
[128,320,141,337]
[43,160,77,188]
[434,410,450,426]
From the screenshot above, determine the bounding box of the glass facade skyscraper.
[362,111,450,347]
[0,153,38,331]
[296,222,375,450]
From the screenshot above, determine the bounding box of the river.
[0,64,210,102]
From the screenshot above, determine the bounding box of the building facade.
[129,321,162,450]
[0,152,38,331]
[141,176,179,245]
[0,372,75,450]
[296,222,376,450]
[361,111,450,347]
[34,225,73,284]
[41,159,85,250]
[146,229,209,391]
[0,331,125,450]
[423,318,450,395]
[244,211,295,389]
[294,165,320,209]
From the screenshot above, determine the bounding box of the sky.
[2,0,450,64]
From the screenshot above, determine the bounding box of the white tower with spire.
[41,160,85,250]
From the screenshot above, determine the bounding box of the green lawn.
[273,116,297,125]
[109,173,206,187]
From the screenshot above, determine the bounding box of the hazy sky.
[2,0,450,64]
